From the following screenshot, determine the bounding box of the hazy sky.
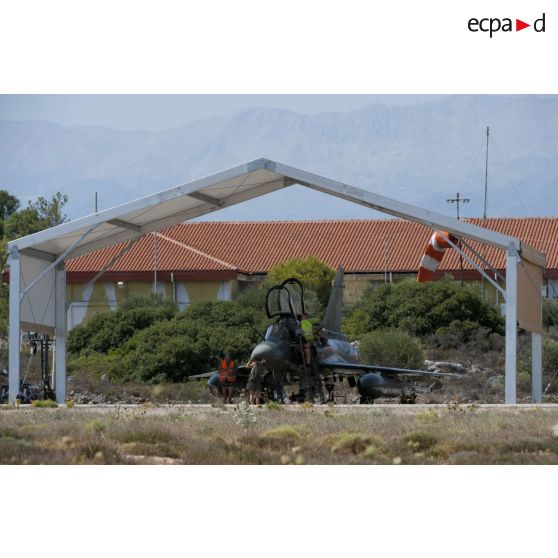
[0,94,449,130]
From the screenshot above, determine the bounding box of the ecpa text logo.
[468,13,546,37]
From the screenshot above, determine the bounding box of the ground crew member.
[219,352,236,404]
[246,358,266,405]
[300,313,319,366]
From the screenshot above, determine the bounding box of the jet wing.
[188,371,218,380]
[188,366,251,381]
[318,362,460,378]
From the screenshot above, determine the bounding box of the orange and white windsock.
[417,231,456,282]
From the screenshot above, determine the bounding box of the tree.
[30,192,68,227]
[0,190,20,237]
[3,207,47,240]
[1,191,69,358]
[268,256,336,308]
[2,191,69,244]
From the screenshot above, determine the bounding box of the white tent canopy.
[6,158,546,404]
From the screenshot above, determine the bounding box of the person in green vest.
[300,313,319,367]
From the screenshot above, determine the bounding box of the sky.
[0,94,449,130]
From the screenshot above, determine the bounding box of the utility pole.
[383,237,388,283]
[94,191,98,213]
[153,232,158,294]
[482,126,490,300]
[446,193,470,286]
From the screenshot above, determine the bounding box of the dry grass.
[1,404,558,464]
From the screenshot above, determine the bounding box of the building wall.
[66,270,553,330]
[66,279,235,329]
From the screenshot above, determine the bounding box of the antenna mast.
[483,126,490,220]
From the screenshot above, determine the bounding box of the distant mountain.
[1,95,557,221]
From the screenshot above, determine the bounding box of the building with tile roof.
[63,217,558,327]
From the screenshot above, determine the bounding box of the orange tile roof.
[66,217,558,276]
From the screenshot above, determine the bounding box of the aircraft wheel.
[399,392,417,404]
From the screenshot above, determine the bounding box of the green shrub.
[342,309,369,340]
[543,299,558,329]
[261,426,301,442]
[131,325,211,383]
[67,349,134,382]
[544,338,558,375]
[331,433,383,454]
[68,295,177,354]
[506,437,549,453]
[404,431,438,450]
[69,299,268,384]
[31,399,58,408]
[359,329,424,369]
[344,278,504,338]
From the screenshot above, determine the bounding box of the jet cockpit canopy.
[265,277,306,320]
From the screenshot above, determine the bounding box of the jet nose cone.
[251,343,272,362]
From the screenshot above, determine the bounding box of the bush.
[69,300,269,384]
[31,399,58,408]
[544,338,558,375]
[543,299,558,329]
[130,322,211,383]
[261,426,301,443]
[330,433,383,454]
[68,295,177,354]
[67,349,134,382]
[358,329,424,369]
[344,278,504,338]
[430,323,505,351]
[404,431,438,450]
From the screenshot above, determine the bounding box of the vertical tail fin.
[322,266,344,333]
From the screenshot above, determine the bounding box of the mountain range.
[1,95,557,221]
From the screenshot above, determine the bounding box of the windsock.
[417,231,456,282]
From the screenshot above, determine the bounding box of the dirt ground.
[2,403,558,465]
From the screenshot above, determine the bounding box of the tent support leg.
[505,249,518,404]
[532,332,542,404]
[55,263,67,404]
[8,248,21,403]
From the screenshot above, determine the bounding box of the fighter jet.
[190,268,456,403]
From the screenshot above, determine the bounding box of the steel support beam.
[457,237,506,284]
[76,237,140,304]
[55,263,66,404]
[8,248,21,403]
[20,223,101,299]
[277,161,522,251]
[532,332,543,404]
[107,219,141,233]
[433,228,506,298]
[21,247,57,262]
[188,191,224,207]
[505,249,519,404]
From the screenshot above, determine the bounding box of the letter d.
[534,13,545,32]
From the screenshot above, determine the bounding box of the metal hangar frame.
[6,158,546,404]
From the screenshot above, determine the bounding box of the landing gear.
[296,346,326,404]
[399,392,417,404]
